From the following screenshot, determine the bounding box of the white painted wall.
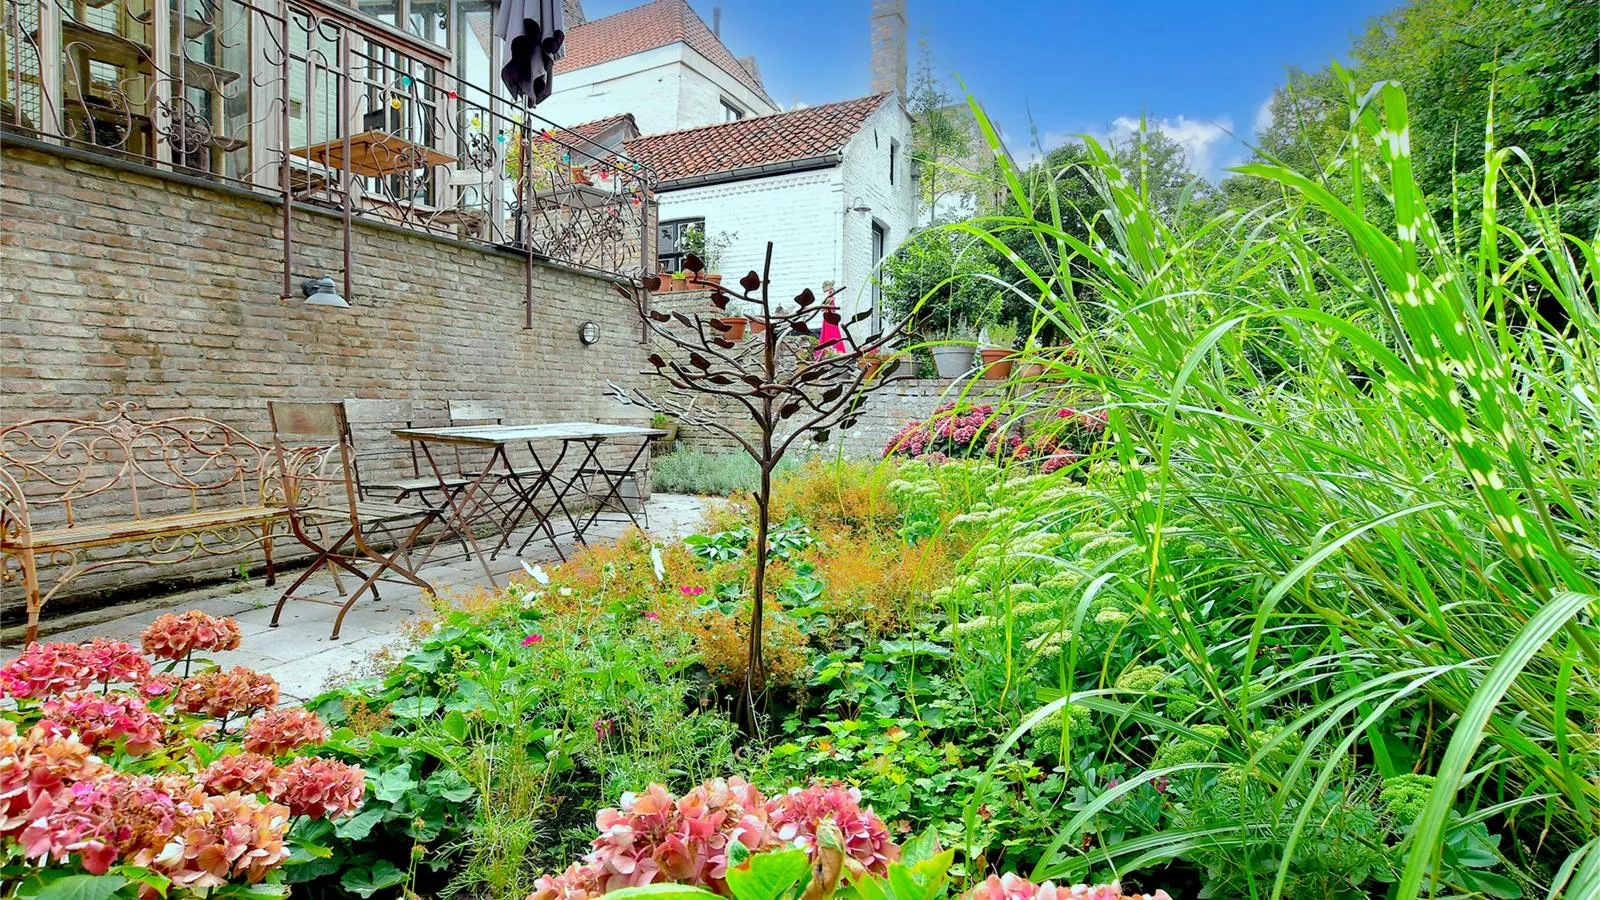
[838,98,916,327]
[539,43,777,135]
[655,167,843,313]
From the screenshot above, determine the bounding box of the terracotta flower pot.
[1019,362,1047,379]
[748,319,768,335]
[706,273,723,285]
[713,317,748,340]
[860,353,886,378]
[979,348,1015,379]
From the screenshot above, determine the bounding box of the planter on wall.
[713,317,748,340]
[931,345,973,379]
[979,348,1014,379]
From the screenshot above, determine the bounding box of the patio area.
[5,493,713,701]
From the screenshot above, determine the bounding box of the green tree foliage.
[1227,0,1599,238]
[879,229,1003,335]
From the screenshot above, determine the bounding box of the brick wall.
[0,141,653,615]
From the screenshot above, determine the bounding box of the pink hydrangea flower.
[141,610,243,661]
[0,642,97,699]
[202,752,279,795]
[524,634,545,646]
[242,708,331,757]
[529,861,604,900]
[962,873,1172,900]
[39,690,167,755]
[766,782,898,876]
[173,667,280,719]
[266,757,365,820]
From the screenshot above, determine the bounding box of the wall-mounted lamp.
[301,276,349,309]
[578,321,600,345]
[849,197,872,214]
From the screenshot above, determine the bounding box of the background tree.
[1224,0,1598,238]
[907,39,988,225]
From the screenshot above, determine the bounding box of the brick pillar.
[869,0,906,97]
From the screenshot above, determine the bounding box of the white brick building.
[626,95,915,323]
[546,0,917,324]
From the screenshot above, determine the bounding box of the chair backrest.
[447,399,507,425]
[343,399,421,496]
[267,401,357,519]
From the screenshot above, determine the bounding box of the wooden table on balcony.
[288,131,456,181]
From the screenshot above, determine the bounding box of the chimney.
[563,0,585,26]
[712,5,721,36]
[869,0,906,97]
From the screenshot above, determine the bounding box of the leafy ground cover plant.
[0,611,365,900]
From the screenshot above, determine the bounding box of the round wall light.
[578,321,600,345]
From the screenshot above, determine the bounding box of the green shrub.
[652,449,769,495]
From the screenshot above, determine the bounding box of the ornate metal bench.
[1,402,292,644]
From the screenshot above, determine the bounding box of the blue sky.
[575,0,1401,181]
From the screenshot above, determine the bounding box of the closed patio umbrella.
[495,0,564,104]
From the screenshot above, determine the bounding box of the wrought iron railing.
[1,0,655,281]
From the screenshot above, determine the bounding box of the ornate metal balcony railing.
[2,0,655,287]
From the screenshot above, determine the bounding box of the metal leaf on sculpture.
[795,288,816,307]
[689,352,711,369]
[822,386,843,404]
[712,338,735,349]
[850,308,873,323]
[779,401,800,419]
[684,253,704,274]
[649,310,671,322]
[711,294,730,310]
[790,322,812,336]
[642,274,662,292]
[647,353,666,367]
[708,375,735,385]
[824,310,842,325]
[672,312,696,328]
[740,271,761,292]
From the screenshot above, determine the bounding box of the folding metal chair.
[343,399,470,559]
[267,401,438,640]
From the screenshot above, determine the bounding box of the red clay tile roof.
[554,0,774,107]
[625,94,889,184]
[565,113,639,142]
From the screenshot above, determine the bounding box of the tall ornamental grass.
[946,77,1600,897]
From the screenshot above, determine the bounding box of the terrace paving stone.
[5,494,715,702]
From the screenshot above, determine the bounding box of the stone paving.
[9,494,713,701]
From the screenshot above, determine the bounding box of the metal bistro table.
[391,422,665,584]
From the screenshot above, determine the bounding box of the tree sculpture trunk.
[610,241,916,733]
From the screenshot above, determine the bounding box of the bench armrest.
[0,468,31,546]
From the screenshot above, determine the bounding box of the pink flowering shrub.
[531,777,898,900]
[981,403,1108,472]
[0,611,367,896]
[962,873,1172,900]
[884,403,1003,460]
[39,690,167,755]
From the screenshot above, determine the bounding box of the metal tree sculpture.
[611,243,913,724]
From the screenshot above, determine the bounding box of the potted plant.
[979,321,1018,379]
[859,347,902,379]
[1017,336,1047,379]
[651,411,679,444]
[669,270,689,292]
[683,226,736,286]
[929,321,976,379]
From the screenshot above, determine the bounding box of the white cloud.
[1108,114,1234,177]
[1253,95,1276,136]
